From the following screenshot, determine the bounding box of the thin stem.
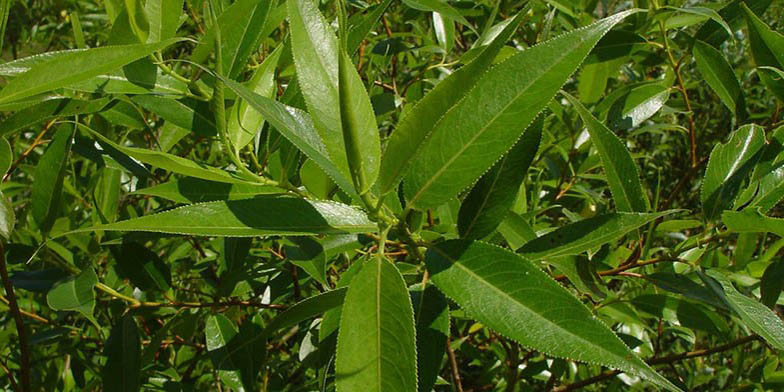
[447,338,464,392]
[0,241,31,392]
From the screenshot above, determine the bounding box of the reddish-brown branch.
[0,242,31,391]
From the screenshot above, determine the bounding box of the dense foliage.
[1,0,784,391]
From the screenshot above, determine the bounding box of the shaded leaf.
[411,283,449,392]
[46,268,97,322]
[742,3,784,101]
[32,125,74,235]
[102,314,141,392]
[693,40,746,117]
[0,98,112,138]
[131,177,283,204]
[723,209,784,237]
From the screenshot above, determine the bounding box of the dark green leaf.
[102,314,141,392]
[693,40,746,117]
[0,98,112,138]
[411,283,449,392]
[131,177,283,204]
[32,125,74,234]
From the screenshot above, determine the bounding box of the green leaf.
[426,240,681,392]
[192,0,272,79]
[742,2,784,101]
[723,209,784,237]
[0,136,12,175]
[336,257,418,392]
[0,0,10,54]
[131,177,283,204]
[705,270,784,349]
[606,83,670,131]
[266,288,347,335]
[102,314,141,392]
[411,283,449,392]
[73,196,375,237]
[458,116,542,239]
[693,40,747,118]
[145,0,182,43]
[220,77,356,194]
[761,259,784,308]
[0,39,179,104]
[286,235,360,286]
[32,125,74,235]
[0,98,112,138]
[695,0,772,47]
[338,49,381,194]
[742,125,784,213]
[131,95,217,137]
[0,191,14,240]
[378,12,522,194]
[346,0,394,54]
[401,0,474,32]
[288,0,350,182]
[228,43,284,150]
[563,92,649,212]
[519,211,677,260]
[403,10,640,209]
[82,124,253,185]
[205,315,244,391]
[112,241,171,292]
[701,124,765,220]
[94,167,122,223]
[665,7,733,39]
[46,268,97,322]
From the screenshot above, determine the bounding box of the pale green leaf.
[145,0,182,43]
[336,257,418,392]
[0,191,14,240]
[723,209,784,238]
[46,268,97,322]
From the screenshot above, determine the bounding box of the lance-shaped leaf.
[519,211,677,260]
[695,0,772,47]
[220,76,356,194]
[564,92,648,212]
[0,98,112,137]
[411,283,449,392]
[71,196,375,237]
[336,257,418,392]
[458,116,542,239]
[288,0,350,182]
[693,40,747,118]
[145,0,182,43]
[0,191,13,240]
[401,0,473,31]
[131,177,283,204]
[741,125,784,212]
[761,260,784,308]
[82,125,252,185]
[0,38,179,104]
[228,43,284,150]
[46,268,97,322]
[701,124,764,220]
[346,0,394,54]
[723,209,784,237]
[32,125,74,235]
[0,137,10,175]
[704,270,784,349]
[338,49,381,194]
[742,3,784,101]
[205,315,245,391]
[426,240,681,392]
[606,83,669,131]
[191,0,272,79]
[403,10,640,209]
[131,95,216,137]
[379,12,522,194]
[102,314,141,392]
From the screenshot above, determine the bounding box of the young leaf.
[458,116,542,239]
[191,0,272,79]
[693,40,747,118]
[336,257,418,392]
[742,2,784,101]
[519,211,677,260]
[426,240,681,392]
[72,197,375,237]
[32,125,74,235]
[0,39,179,104]
[411,283,449,392]
[227,43,284,150]
[705,270,784,349]
[563,92,649,212]
[701,124,764,220]
[338,50,381,194]
[288,0,350,181]
[403,10,640,209]
[131,177,283,204]
[220,76,356,194]
[723,209,784,237]
[379,12,522,194]
[102,314,141,392]
[46,268,97,322]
